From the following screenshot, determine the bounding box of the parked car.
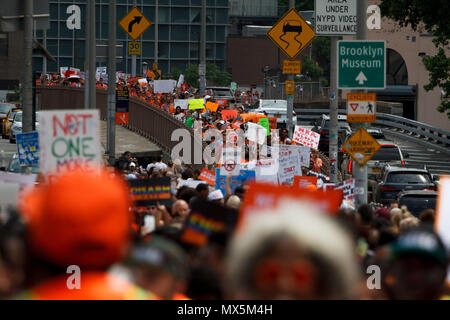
[373,166,436,205]
[367,143,409,182]
[0,103,16,135]
[312,114,351,156]
[2,107,22,139]
[397,190,437,217]
[9,111,39,143]
[251,100,297,128]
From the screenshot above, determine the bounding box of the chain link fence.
[264,78,330,102]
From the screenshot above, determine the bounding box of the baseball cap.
[208,190,224,201]
[390,228,448,266]
[19,165,132,268]
[129,162,136,167]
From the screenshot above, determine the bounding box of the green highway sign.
[337,40,386,90]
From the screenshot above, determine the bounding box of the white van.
[252,99,297,126]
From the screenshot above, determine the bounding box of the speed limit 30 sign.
[128,41,141,55]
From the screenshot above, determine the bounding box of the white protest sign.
[293,125,320,150]
[38,110,102,175]
[178,180,205,189]
[253,159,278,184]
[60,67,69,78]
[297,145,311,167]
[177,74,185,87]
[220,148,241,176]
[138,78,148,87]
[174,99,189,110]
[336,179,356,201]
[278,145,301,185]
[436,176,450,284]
[315,0,357,35]
[154,80,177,93]
[246,122,267,145]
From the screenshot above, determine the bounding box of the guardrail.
[295,108,450,149]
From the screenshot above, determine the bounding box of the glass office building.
[33,0,229,76]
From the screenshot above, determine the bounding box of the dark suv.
[374,167,436,205]
[397,190,437,217]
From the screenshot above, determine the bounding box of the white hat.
[208,189,224,201]
[204,95,212,100]
[129,162,136,167]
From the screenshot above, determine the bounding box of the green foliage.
[183,64,232,88]
[278,0,314,15]
[299,54,323,81]
[184,64,199,88]
[168,67,182,81]
[380,0,450,118]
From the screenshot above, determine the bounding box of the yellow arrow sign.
[342,127,381,166]
[267,8,315,59]
[119,7,152,41]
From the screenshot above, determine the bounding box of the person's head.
[129,162,137,172]
[399,217,420,233]
[207,190,224,206]
[390,201,399,209]
[225,195,241,210]
[176,187,200,204]
[123,151,132,162]
[358,204,374,225]
[175,106,181,114]
[383,228,448,300]
[172,200,190,222]
[419,209,435,225]
[195,183,210,200]
[126,236,188,299]
[158,155,164,163]
[224,200,360,299]
[19,165,132,269]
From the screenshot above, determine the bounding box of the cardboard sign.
[206,101,219,112]
[127,76,137,84]
[216,99,227,107]
[278,145,303,185]
[128,177,172,207]
[222,110,238,121]
[16,132,39,166]
[251,159,279,184]
[153,80,177,93]
[215,168,256,196]
[268,117,277,129]
[245,122,267,145]
[220,148,241,176]
[297,145,311,168]
[435,176,450,284]
[199,168,216,186]
[181,200,238,247]
[188,99,205,110]
[293,176,318,188]
[232,120,243,130]
[258,117,270,136]
[293,125,320,150]
[38,110,102,175]
[240,182,344,228]
[178,180,205,189]
[174,99,189,110]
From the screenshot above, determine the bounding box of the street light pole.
[286,0,295,137]
[107,0,116,165]
[88,0,96,110]
[199,0,206,95]
[23,0,33,133]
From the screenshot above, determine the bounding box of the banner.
[293,125,321,150]
[174,99,189,110]
[16,132,39,166]
[128,177,172,207]
[153,79,177,93]
[188,99,205,110]
[206,101,219,112]
[38,110,102,175]
[116,88,130,125]
[198,168,216,186]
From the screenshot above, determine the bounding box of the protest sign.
[181,200,237,247]
[174,99,189,110]
[215,168,256,195]
[188,99,205,110]
[128,177,172,207]
[116,88,130,124]
[435,176,450,284]
[268,117,277,129]
[127,76,137,84]
[206,101,219,112]
[220,148,241,176]
[297,145,311,167]
[177,74,184,88]
[293,126,321,150]
[38,110,101,175]
[253,159,279,184]
[293,176,318,188]
[16,132,39,166]
[153,79,177,93]
[232,120,243,130]
[245,122,267,145]
[258,117,270,136]
[278,145,302,185]
[222,110,238,121]
[239,181,344,228]
[199,168,216,186]
[178,180,206,189]
[216,99,227,107]
[335,179,355,201]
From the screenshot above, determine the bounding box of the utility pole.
[88,0,96,109]
[23,0,33,133]
[84,2,89,109]
[286,0,295,137]
[107,0,116,165]
[354,0,368,207]
[199,0,206,95]
[154,0,158,64]
[131,0,137,77]
[329,35,339,184]
[43,29,47,77]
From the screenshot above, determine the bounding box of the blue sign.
[16,132,39,166]
[215,169,256,195]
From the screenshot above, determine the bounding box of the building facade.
[33,0,229,76]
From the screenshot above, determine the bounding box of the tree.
[183,64,232,88]
[278,0,314,15]
[298,54,323,81]
[184,64,199,88]
[167,67,182,81]
[380,0,450,118]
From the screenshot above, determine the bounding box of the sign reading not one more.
[337,40,386,89]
